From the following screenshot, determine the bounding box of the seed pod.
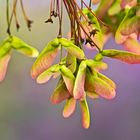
[0,51,11,82]
[108,0,121,16]
[115,7,140,44]
[60,65,75,95]
[0,39,12,81]
[73,61,87,100]
[50,79,70,104]
[11,36,39,57]
[59,38,71,47]
[63,97,76,118]
[51,38,60,47]
[66,53,77,73]
[102,49,140,64]
[92,75,116,99]
[83,8,104,50]
[59,38,85,60]
[36,64,60,84]
[123,37,140,54]
[96,0,114,19]
[86,59,108,71]
[0,39,12,58]
[85,68,95,95]
[94,53,103,61]
[31,41,59,79]
[86,91,99,99]
[80,98,90,129]
[85,69,116,99]
[97,72,116,89]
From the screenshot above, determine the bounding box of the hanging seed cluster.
[0,0,140,129]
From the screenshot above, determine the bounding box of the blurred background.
[0,1,140,140]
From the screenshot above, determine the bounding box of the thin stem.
[89,0,92,8]
[20,0,33,30]
[7,0,17,36]
[60,0,63,35]
[13,0,20,31]
[67,0,75,39]
[71,0,101,51]
[81,0,109,27]
[60,44,63,62]
[50,0,53,17]
[6,0,11,35]
[56,0,62,36]
[63,0,74,39]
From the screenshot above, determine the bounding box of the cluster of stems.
[46,0,107,52]
[6,0,33,36]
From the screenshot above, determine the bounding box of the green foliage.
[0,36,39,81]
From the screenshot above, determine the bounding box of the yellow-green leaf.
[96,0,114,19]
[92,75,116,99]
[66,53,77,73]
[115,7,140,44]
[63,98,76,118]
[83,9,104,50]
[59,38,71,47]
[51,37,60,47]
[97,72,116,89]
[85,69,116,99]
[86,91,99,99]
[85,69,99,99]
[73,61,87,100]
[0,39,12,81]
[11,36,39,57]
[0,38,12,58]
[102,49,140,64]
[36,64,60,84]
[0,51,11,82]
[94,53,103,61]
[80,98,90,129]
[50,79,70,104]
[60,65,75,95]
[108,0,121,16]
[121,16,140,36]
[86,59,108,71]
[59,38,85,59]
[123,37,140,54]
[31,40,59,78]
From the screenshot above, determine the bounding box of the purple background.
[0,1,140,140]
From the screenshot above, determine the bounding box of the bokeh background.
[0,1,140,140]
